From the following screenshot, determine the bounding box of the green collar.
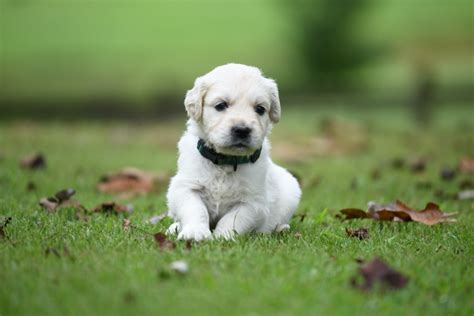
[197,139,262,171]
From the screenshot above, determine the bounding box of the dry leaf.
[340,200,457,225]
[351,257,408,291]
[26,181,36,191]
[391,158,405,169]
[459,157,474,174]
[345,227,369,240]
[440,167,456,181]
[97,167,169,196]
[39,188,85,212]
[93,201,133,215]
[410,159,426,173]
[340,208,371,220]
[185,240,193,251]
[20,153,46,170]
[154,232,176,250]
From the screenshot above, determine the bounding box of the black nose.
[231,126,252,139]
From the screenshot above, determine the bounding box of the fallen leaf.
[93,201,133,215]
[148,212,168,225]
[20,153,46,170]
[459,157,474,174]
[371,169,381,180]
[345,227,369,240]
[410,159,426,173]
[97,167,169,196]
[185,240,193,250]
[153,232,176,250]
[39,188,84,212]
[391,158,405,169]
[55,188,76,202]
[351,257,408,291]
[340,208,371,220]
[26,181,36,191]
[459,179,473,190]
[440,167,457,181]
[340,200,457,225]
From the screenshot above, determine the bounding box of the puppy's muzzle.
[231,125,252,140]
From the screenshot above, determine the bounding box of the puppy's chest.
[198,169,255,213]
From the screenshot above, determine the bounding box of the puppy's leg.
[168,185,212,241]
[213,204,264,240]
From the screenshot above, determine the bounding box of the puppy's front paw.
[213,229,236,241]
[166,222,181,235]
[178,224,212,241]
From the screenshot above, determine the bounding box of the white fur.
[166,63,301,241]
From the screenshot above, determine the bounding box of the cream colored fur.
[166,63,301,240]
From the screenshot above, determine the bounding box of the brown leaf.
[340,200,456,225]
[185,240,193,250]
[153,232,176,250]
[39,197,59,212]
[93,201,133,215]
[440,167,456,181]
[20,153,46,170]
[402,202,457,225]
[345,227,369,240]
[54,188,76,202]
[26,181,36,192]
[459,157,474,174]
[391,158,405,169]
[39,188,84,213]
[340,208,371,220]
[410,159,426,173]
[351,257,409,291]
[459,179,473,190]
[97,167,169,196]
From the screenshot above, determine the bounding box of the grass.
[1,104,474,316]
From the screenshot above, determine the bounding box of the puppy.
[166,63,301,240]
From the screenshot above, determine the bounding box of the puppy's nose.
[231,125,252,139]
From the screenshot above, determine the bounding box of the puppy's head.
[184,63,280,156]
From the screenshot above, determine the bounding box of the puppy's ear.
[266,78,281,123]
[184,76,207,121]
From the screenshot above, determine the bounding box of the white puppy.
[166,63,301,240]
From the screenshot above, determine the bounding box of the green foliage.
[292,0,373,89]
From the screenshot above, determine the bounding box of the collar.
[197,139,262,171]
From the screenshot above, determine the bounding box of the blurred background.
[0,0,473,120]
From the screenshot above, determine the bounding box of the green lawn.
[1,104,473,316]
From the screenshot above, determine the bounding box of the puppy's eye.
[214,102,228,112]
[255,105,266,116]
